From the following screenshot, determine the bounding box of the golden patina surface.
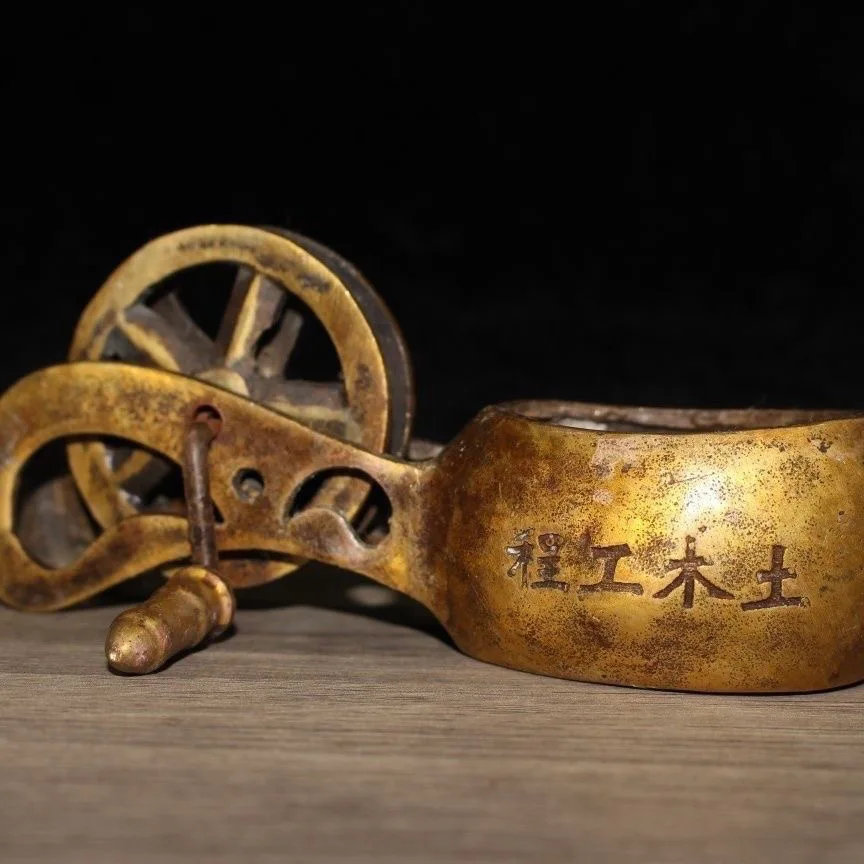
[66,224,413,588]
[1,361,863,692]
[105,564,234,674]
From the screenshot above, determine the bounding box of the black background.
[3,5,863,444]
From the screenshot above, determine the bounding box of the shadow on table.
[94,562,454,647]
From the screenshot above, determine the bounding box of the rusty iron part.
[50,225,413,588]
[1,357,863,692]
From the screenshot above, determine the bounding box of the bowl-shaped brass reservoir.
[422,404,864,692]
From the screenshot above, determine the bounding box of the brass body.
[1,363,862,692]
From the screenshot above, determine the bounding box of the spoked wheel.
[53,224,413,587]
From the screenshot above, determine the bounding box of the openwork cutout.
[287,467,393,548]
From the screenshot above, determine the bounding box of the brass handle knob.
[105,565,234,674]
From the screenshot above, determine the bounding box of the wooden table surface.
[1,566,862,864]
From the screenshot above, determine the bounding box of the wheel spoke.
[111,449,156,485]
[117,305,211,373]
[258,379,346,411]
[217,268,286,369]
[257,308,303,378]
[281,379,347,410]
[263,381,358,439]
[151,293,219,366]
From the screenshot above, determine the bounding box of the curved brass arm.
[0,363,433,614]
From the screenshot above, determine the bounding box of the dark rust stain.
[297,272,331,293]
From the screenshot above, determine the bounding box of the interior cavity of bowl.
[499,400,856,434]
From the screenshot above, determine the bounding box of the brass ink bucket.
[0,226,861,693]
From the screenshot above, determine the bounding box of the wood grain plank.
[0,570,862,863]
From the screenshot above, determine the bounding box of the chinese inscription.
[653,536,734,609]
[505,529,534,588]
[580,544,643,595]
[505,531,806,612]
[533,533,569,592]
[506,529,570,591]
[741,545,806,611]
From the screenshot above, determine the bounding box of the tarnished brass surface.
[65,224,413,588]
[105,565,234,674]
[105,408,235,674]
[431,403,864,692]
[1,361,863,692]
[17,476,96,568]
[2,223,861,691]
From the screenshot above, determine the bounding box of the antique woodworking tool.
[1,225,862,692]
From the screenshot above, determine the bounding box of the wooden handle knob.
[105,566,234,674]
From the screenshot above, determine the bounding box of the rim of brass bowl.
[495,399,857,434]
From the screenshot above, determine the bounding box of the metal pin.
[183,416,219,569]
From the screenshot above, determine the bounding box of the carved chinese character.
[741,545,806,611]
[653,536,734,609]
[580,544,643,595]
[506,528,534,587]
[531,533,569,592]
